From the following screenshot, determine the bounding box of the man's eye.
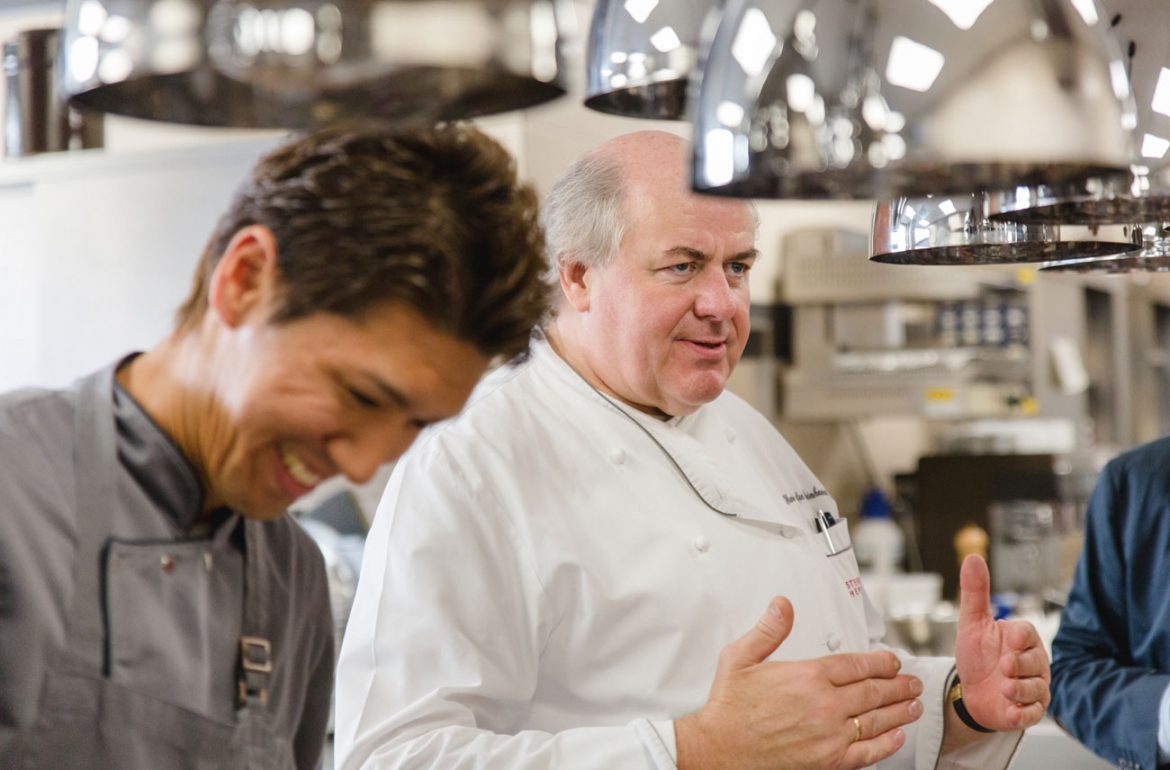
[728,262,751,276]
[347,388,380,409]
[668,263,695,274]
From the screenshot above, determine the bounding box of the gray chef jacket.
[0,361,334,768]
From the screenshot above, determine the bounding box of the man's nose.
[693,269,739,320]
[327,424,415,484]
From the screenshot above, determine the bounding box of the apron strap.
[66,366,122,673]
[237,519,273,712]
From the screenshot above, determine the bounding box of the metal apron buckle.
[237,635,272,707]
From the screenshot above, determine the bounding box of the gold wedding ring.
[852,717,862,743]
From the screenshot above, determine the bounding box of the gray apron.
[1,368,293,769]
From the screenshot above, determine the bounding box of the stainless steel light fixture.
[986,0,1170,272]
[1041,222,1170,272]
[871,191,1141,265]
[692,0,1135,200]
[584,0,715,119]
[61,0,573,128]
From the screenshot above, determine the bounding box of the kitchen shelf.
[0,134,285,187]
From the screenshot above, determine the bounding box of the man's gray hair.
[540,151,627,289]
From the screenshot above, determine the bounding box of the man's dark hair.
[176,123,549,360]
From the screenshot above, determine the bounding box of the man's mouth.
[279,444,323,488]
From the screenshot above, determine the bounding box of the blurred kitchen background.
[4,0,1166,766]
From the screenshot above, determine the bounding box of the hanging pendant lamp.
[987,0,1170,273]
[584,0,716,119]
[1041,222,1170,272]
[692,0,1135,200]
[871,191,1141,265]
[61,0,573,128]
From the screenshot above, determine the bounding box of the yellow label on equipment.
[925,388,956,402]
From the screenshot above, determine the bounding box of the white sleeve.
[333,443,675,770]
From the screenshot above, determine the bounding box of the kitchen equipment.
[885,601,957,656]
[988,474,1065,595]
[870,191,1140,265]
[987,1,1170,229]
[60,0,574,128]
[584,0,715,119]
[780,228,1042,421]
[690,0,1135,200]
[913,453,1058,597]
[984,1,1170,273]
[3,28,103,157]
[1041,222,1170,272]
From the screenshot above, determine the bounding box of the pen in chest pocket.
[814,509,852,557]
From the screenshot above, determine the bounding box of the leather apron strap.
[237,519,273,712]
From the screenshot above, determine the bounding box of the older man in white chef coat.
[335,131,1050,770]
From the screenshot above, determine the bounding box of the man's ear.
[558,256,594,313]
[208,225,279,328]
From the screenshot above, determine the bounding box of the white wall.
[0,140,279,389]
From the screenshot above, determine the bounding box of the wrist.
[948,678,995,734]
[675,712,723,770]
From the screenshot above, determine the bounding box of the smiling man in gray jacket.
[0,123,548,769]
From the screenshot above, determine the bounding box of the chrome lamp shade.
[973,0,1170,273]
[692,0,1135,200]
[985,0,1170,272]
[61,0,573,128]
[989,0,1170,227]
[1041,223,1170,272]
[871,191,1141,265]
[584,0,715,119]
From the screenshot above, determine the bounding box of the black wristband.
[948,678,995,734]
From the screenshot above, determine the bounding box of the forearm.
[939,703,985,755]
[339,718,675,770]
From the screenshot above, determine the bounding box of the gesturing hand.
[676,596,924,770]
[953,554,1051,732]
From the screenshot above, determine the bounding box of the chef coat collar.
[530,332,700,432]
[111,354,212,535]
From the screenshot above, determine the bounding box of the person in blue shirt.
[1051,436,1170,770]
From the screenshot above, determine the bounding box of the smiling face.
[568,171,757,418]
[200,301,488,519]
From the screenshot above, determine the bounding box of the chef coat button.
[725,428,737,443]
[693,535,710,553]
[160,555,175,574]
[609,448,626,465]
[826,632,842,651]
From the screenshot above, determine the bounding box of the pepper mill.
[953,522,990,601]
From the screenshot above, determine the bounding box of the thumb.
[722,596,794,670]
[958,554,992,627]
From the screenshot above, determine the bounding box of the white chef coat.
[335,337,1020,770]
